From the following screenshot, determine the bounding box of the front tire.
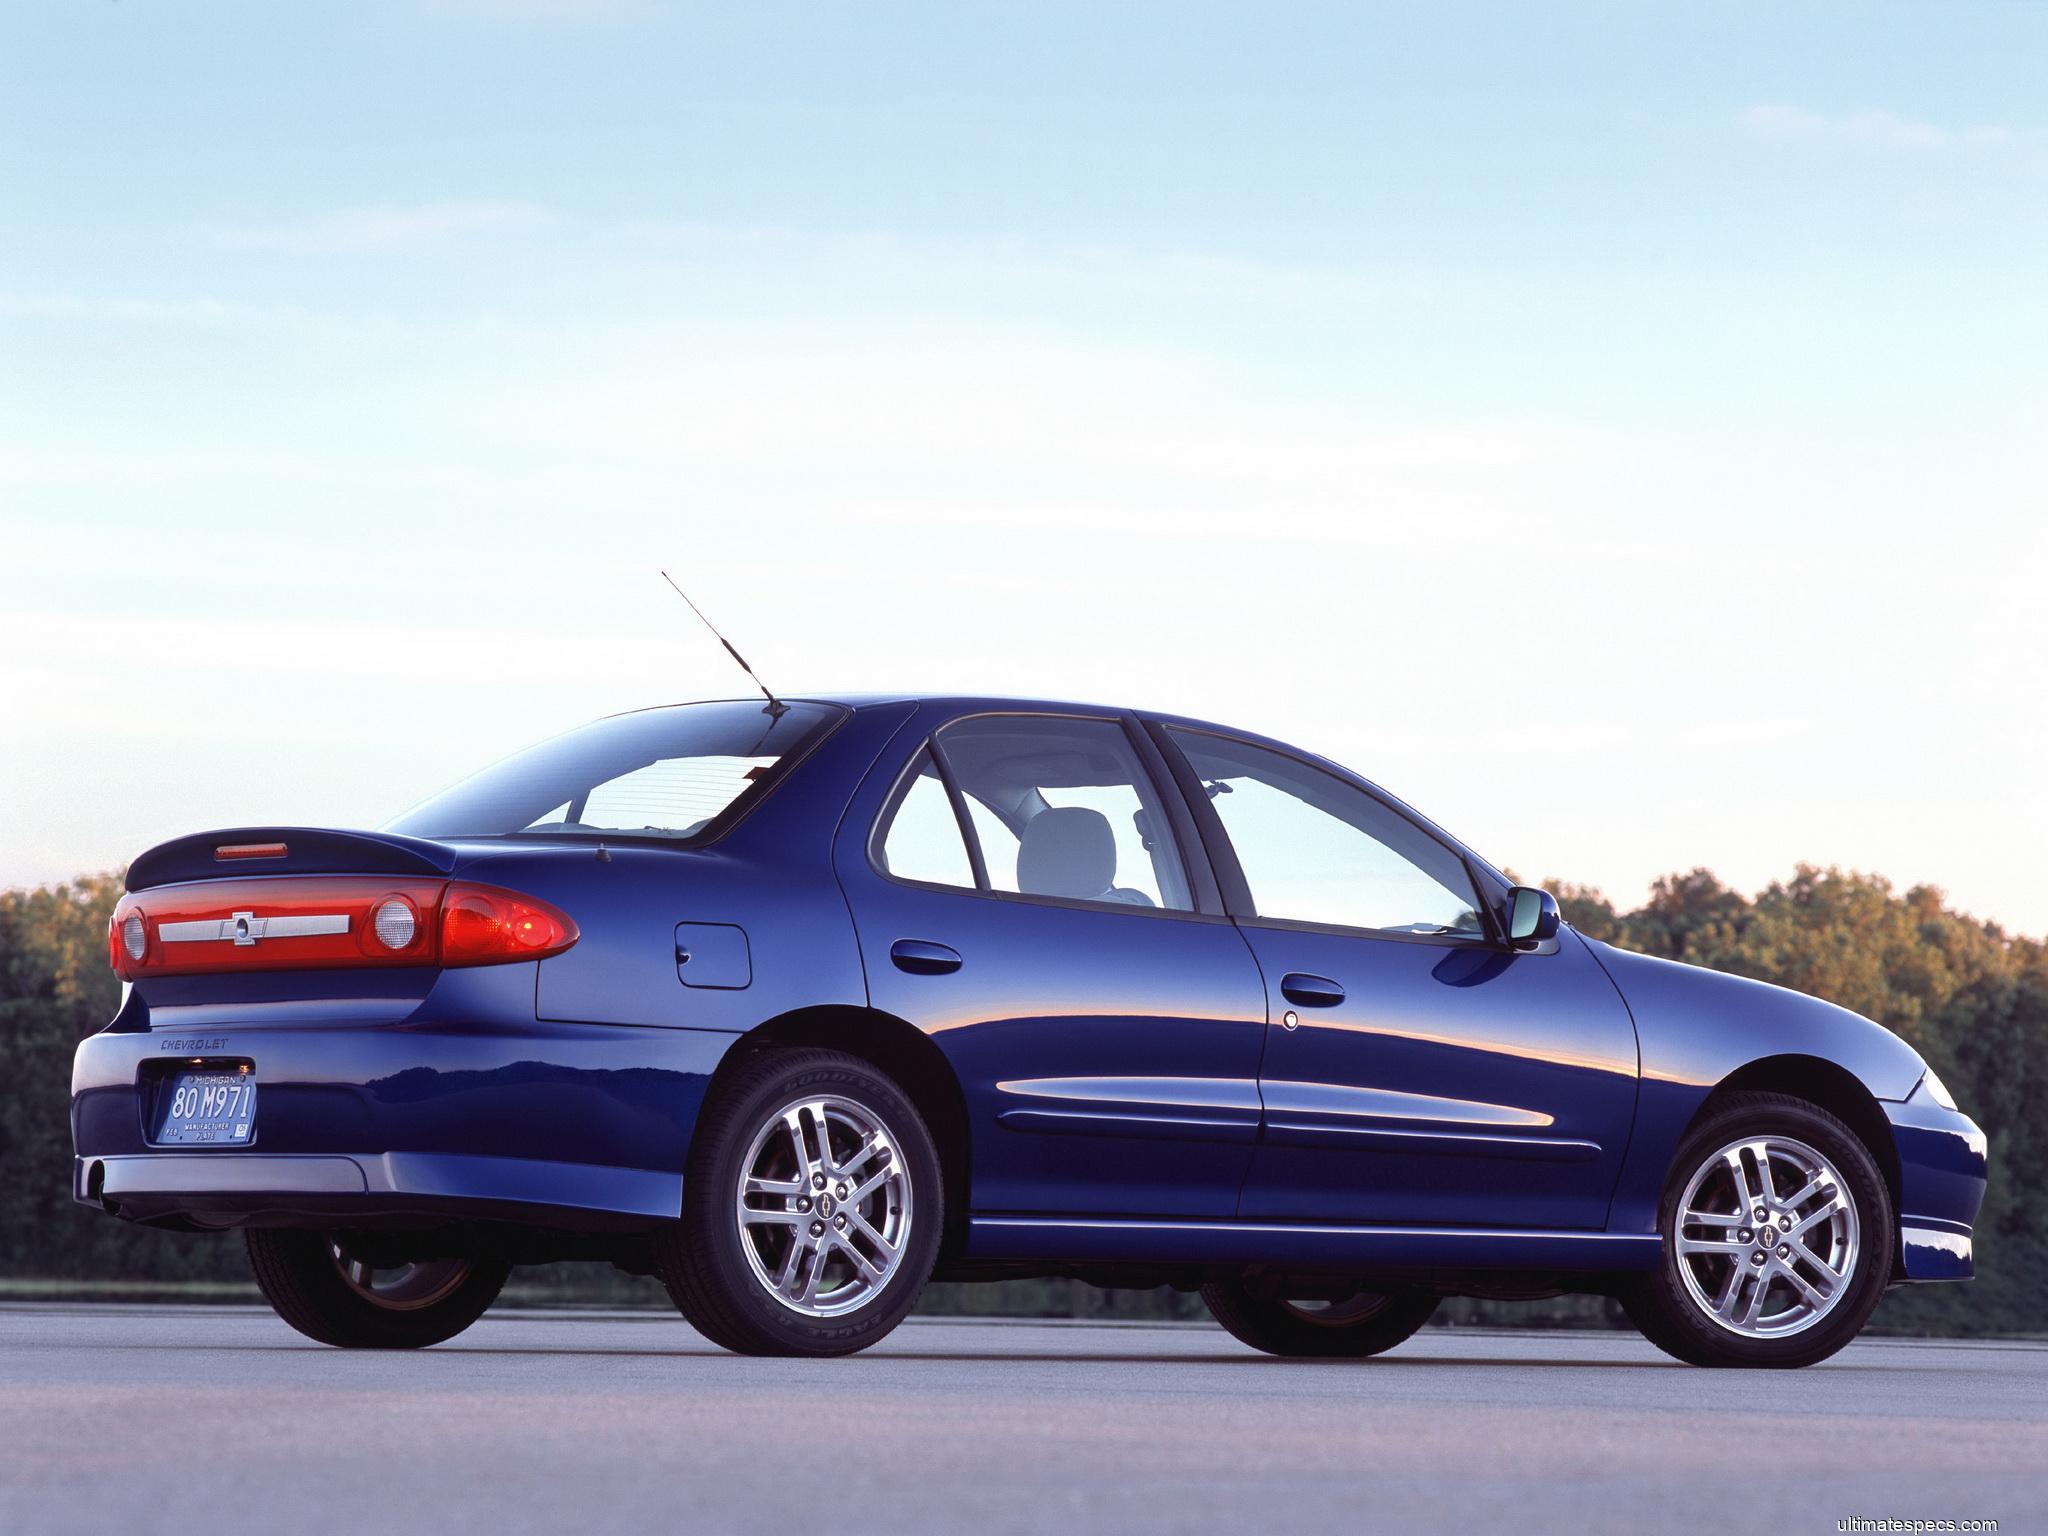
[245,1230,509,1348]
[1201,1277,1439,1358]
[1622,1091,1894,1368]
[656,1047,943,1357]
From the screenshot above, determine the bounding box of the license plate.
[154,1070,257,1146]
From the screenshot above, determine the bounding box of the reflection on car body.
[74,693,1986,1364]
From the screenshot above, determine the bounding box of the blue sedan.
[74,695,1986,1364]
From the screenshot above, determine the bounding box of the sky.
[2,1,2044,933]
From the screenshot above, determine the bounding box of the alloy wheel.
[1672,1135,1860,1339]
[1278,1292,1398,1329]
[328,1240,474,1312]
[734,1094,914,1318]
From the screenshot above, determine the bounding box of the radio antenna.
[659,570,787,717]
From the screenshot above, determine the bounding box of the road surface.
[2,1304,2042,1534]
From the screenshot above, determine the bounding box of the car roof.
[677,690,1247,733]
[654,689,1372,762]
[629,693,1512,893]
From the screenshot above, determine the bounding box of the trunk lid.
[125,826,460,891]
[112,827,577,997]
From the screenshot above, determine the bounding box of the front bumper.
[1885,1081,1988,1282]
[72,1008,736,1231]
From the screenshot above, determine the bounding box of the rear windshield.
[384,700,843,843]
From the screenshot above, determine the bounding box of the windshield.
[384,700,843,842]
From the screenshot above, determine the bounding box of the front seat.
[1015,806,1154,906]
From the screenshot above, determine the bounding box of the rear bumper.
[77,1150,685,1231]
[71,1011,737,1231]
[1886,1084,1989,1282]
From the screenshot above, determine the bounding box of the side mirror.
[1506,886,1560,948]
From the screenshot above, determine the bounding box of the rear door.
[834,708,1271,1219]
[1153,723,1640,1231]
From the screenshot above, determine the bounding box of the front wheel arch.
[1691,1054,1901,1244]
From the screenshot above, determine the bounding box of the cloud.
[444,316,1605,517]
[611,221,1403,308]
[177,205,1380,311]
[0,294,242,324]
[0,311,1603,528]
[1740,104,2023,153]
[199,200,551,253]
[421,0,656,19]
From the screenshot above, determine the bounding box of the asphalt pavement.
[1,1304,2042,1535]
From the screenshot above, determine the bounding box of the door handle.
[890,939,963,976]
[1280,973,1346,1007]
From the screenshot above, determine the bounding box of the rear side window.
[872,749,976,888]
[871,715,1193,912]
[385,701,842,842]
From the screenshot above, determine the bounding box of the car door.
[833,707,1271,1219]
[1153,723,1641,1231]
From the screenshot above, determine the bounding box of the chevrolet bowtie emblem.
[158,911,352,945]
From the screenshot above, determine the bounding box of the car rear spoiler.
[125,827,461,892]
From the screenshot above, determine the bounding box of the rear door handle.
[890,939,963,976]
[1280,972,1346,1007]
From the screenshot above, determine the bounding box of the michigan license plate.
[155,1070,257,1146]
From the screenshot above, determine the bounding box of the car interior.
[926,719,1193,910]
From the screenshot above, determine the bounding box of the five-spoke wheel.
[1671,1134,1859,1338]
[1624,1091,1892,1367]
[657,1047,944,1356]
[330,1240,479,1313]
[735,1094,914,1317]
[1202,1277,1440,1358]
[245,1229,509,1348]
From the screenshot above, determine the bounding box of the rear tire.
[245,1229,509,1349]
[1620,1091,1894,1368]
[1201,1277,1439,1358]
[656,1047,943,1357]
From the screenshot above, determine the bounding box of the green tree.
[1556,866,2047,1335]
[3,866,2043,1333]
[0,876,246,1283]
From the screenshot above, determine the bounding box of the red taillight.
[107,878,577,979]
[439,884,579,966]
[215,842,289,861]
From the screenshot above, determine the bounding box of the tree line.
[2,866,2040,1332]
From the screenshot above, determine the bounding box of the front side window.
[385,700,841,842]
[871,715,1194,912]
[1167,729,1484,938]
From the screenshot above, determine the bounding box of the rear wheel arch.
[704,1005,972,1259]
[1693,1055,1901,1224]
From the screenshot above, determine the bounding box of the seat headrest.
[1015,806,1117,900]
